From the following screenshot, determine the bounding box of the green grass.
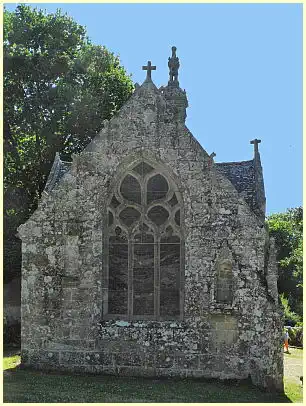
[3,353,20,371]
[283,347,303,402]
[284,348,303,359]
[2,349,303,403]
[284,380,303,403]
[3,368,291,403]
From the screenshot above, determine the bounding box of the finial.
[142,60,156,82]
[208,152,216,169]
[250,139,261,156]
[168,45,180,87]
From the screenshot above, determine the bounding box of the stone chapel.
[18,47,283,391]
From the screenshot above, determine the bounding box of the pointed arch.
[103,158,184,320]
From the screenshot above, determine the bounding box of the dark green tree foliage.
[267,207,303,323]
[4,4,134,281]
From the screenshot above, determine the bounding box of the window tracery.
[105,161,183,319]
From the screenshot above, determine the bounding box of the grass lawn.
[3,353,20,371]
[283,347,303,403]
[3,347,303,403]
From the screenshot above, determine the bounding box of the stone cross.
[142,61,156,81]
[250,138,261,154]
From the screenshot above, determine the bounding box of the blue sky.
[5,3,302,215]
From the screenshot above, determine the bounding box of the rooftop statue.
[168,46,180,86]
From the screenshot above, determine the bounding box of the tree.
[4,4,134,281]
[267,207,303,324]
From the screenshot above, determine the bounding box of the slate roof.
[216,159,257,212]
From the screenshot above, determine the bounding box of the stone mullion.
[128,238,133,320]
[102,232,109,316]
[155,235,160,320]
[179,240,185,320]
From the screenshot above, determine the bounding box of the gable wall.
[19,85,283,391]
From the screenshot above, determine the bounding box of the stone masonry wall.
[19,80,283,391]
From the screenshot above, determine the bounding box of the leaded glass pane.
[119,207,141,227]
[110,195,120,208]
[160,235,180,244]
[108,290,128,314]
[114,226,128,242]
[147,174,169,203]
[160,240,180,316]
[108,235,128,314]
[133,162,154,176]
[166,225,173,233]
[134,232,154,243]
[148,205,169,226]
[139,223,149,232]
[120,175,141,204]
[168,193,178,207]
[133,243,154,315]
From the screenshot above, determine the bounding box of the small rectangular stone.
[155,353,174,368]
[84,351,112,365]
[113,352,144,367]
[60,351,84,365]
[175,354,199,369]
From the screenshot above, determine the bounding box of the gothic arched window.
[105,161,183,320]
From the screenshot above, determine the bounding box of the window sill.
[99,318,187,329]
[209,303,238,313]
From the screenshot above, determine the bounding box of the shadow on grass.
[3,364,292,403]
